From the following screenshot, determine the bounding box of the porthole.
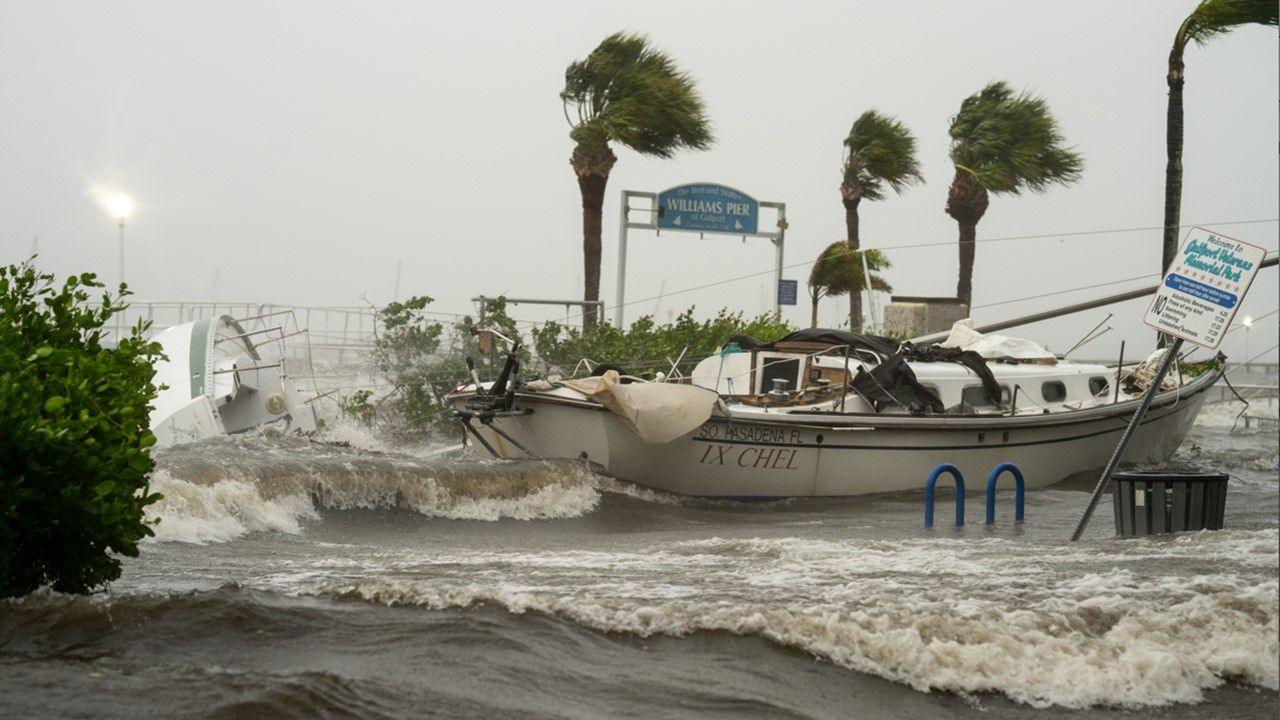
[1089,377,1110,396]
[1041,381,1067,403]
[962,385,1011,407]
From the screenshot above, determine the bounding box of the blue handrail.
[985,462,1025,526]
[925,464,965,528]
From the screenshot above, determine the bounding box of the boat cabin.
[689,331,1119,416]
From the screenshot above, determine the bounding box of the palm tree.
[841,110,921,330]
[561,32,713,329]
[946,82,1083,307]
[1162,0,1277,273]
[808,243,892,329]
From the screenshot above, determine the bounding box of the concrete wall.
[883,297,969,338]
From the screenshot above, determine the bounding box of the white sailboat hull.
[454,373,1214,498]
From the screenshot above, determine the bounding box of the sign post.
[615,184,787,326]
[1070,227,1266,540]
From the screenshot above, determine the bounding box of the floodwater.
[2,402,1277,719]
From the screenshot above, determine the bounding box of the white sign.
[1143,227,1266,349]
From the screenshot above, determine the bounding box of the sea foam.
[144,436,607,544]
[284,531,1279,709]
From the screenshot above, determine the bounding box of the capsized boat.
[149,315,317,446]
[448,323,1220,498]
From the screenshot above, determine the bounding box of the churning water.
[2,406,1277,719]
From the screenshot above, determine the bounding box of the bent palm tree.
[562,32,713,329]
[841,110,922,330]
[808,243,892,328]
[946,82,1083,307]
[1162,0,1277,272]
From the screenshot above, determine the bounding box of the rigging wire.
[971,273,1160,310]
[514,217,1279,328]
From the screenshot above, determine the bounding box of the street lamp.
[108,193,134,288]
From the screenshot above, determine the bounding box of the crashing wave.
[144,434,617,543]
[281,531,1279,709]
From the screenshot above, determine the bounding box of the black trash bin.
[1112,472,1228,537]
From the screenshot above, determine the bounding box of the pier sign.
[1143,227,1266,349]
[657,183,759,235]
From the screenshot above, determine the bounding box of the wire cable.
[520,218,1279,327]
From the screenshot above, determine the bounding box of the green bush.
[532,308,793,378]
[0,261,163,597]
[348,299,791,435]
[352,296,528,435]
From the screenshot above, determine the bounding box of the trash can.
[1112,472,1228,537]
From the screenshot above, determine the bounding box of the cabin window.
[1089,377,1110,396]
[1041,381,1067,402]
[759,358,801,394]
[961,384,1011,407]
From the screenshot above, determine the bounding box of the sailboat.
[149,314,317,446]
[448,321,1219,498]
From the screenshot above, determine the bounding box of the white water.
[132,408,1279,710]
[269,531,1278,709]
[1195,400,1279,428]
[146,462,604,544]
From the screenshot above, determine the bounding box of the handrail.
[924,464,965,528]
[985,463,1026,526]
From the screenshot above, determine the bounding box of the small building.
[882,296,969,338]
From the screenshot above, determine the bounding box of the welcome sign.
[1143,227,1266,349]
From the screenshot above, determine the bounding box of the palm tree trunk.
[577,173,606,328]
[956,221,977,308]
[571,144,617,330]
[1157,42,1189,349]
[1163,44,1186,276]
[810,292,819,328]
[844,199,862,331]
[945,169,989,309]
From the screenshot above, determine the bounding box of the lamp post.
[106,194,134,345]
[107,194,134,288]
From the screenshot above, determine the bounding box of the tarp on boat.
[563,371,720,443]
[851,356,946,414]
[939,319,1057,364]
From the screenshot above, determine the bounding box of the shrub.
[352,296,527,435]
[532,308,793,378]
[347,299,792,434]
[0,262,163,597]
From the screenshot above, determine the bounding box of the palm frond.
[562,31,713,157]
[1180,0,1278,48]
[843,110,923,201]
[808,242,893,296]
[948,81,1083,196]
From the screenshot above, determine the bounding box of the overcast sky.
[1,1,1276,361]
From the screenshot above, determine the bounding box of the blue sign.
[1164,273,1238,309]
[777,279,798,306]
[657,183,759,235]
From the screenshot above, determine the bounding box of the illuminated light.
[108,194,135,222]
[1242,316,1254,328]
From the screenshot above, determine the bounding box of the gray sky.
[2,1,1276,361]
